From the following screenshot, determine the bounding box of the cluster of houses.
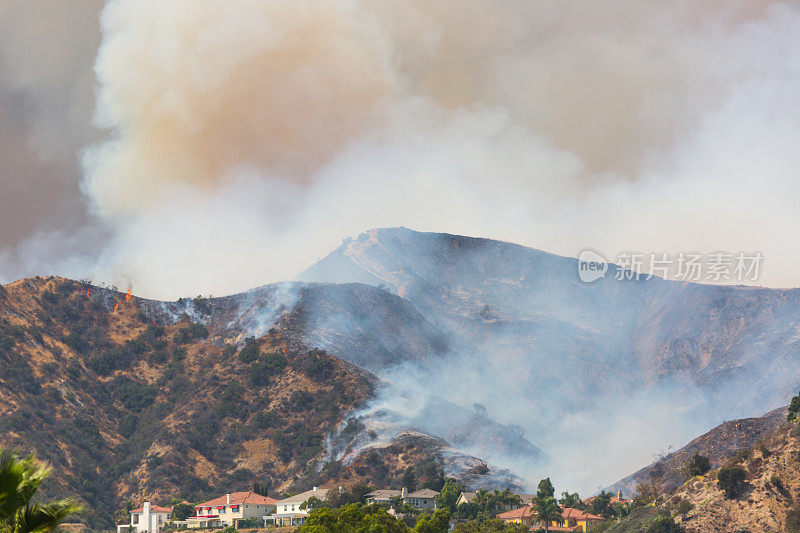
[117,488,630,532]
[116,486,437,532]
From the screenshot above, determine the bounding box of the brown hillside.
[665,418,800,532]
[0,277,374,528]
[607,406,787,498]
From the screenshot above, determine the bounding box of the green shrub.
[787,504,800,532]
[247,352,287,387]
[217,382,246,414]
[297,350,334,382]
[252,411,278,430]
[717,466,746,498]
[771,475,790,497]
[683,452,711,478]
[286,390,315,412]
[237,337,260,363]
[171,503,195,521]
[118,414,138,438]
[87,347,129,375]
[112,377,157,411]
[647,512,684,532]
[674,500,694,518]
[64,330,90,353]
[175,322,208,343]
[788,390,800,421]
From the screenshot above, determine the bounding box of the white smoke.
[0,0,785,297]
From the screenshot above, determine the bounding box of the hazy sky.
[1,0,799,298]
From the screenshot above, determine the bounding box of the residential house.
[496,506,603,533]
[405,489,438,509]
[366,488,439,510]
[554,508,604,532]
[365,489,402,505]
[456,491,535,510]
[187,492,276,529]
[495,506,537,527]
[269,487,330,527]
[117,502,172,533]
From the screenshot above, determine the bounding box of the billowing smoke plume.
[2,0,800,297]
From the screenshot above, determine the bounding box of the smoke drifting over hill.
[1,0,800,295]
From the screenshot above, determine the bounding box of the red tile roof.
[130,505,172,514]
[561,507,604,521]
[496,506,536,520]
[196,492,277,508]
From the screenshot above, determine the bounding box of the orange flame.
[86,289,91,299]
[125,289,132,301]
[113,302,119,312]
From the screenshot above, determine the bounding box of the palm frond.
[13,500,82,533]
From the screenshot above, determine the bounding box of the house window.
[132,515,138,524]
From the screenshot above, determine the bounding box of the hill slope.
[606,406,787,498]
[0,277,374,527]
[0,275,535,527]
[300,227,800,487]
[668,418,800,532]
[605,411,800,532]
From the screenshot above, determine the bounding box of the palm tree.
[0,449,81,533]
[535,496,562,533]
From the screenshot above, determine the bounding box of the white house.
[117,502,172,533]
[404,489,439,509]
[268,487,330,527]
[186,492,277,529]
[366,487,439,510]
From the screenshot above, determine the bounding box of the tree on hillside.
[401,467,417,492]
[681,452,711,479]
[327,483,375,508]
[413,509,450,533]
[717,467,746,498]
[417,461,446,492]
[298,504,408,532]
[558,492,582,509]
[534,496,562,533]
[646,511,684,532]
[633,481,659,506]
[537,478,555,499]
[0,449,81,533]
[788,390,800,422]
[171,502,195,521]
[252,480,269,496]
[299,496,327,511]
[434,479,465,515]
[590,491,612,518]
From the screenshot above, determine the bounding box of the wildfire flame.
[86,289,91,299]
[125,289,132,301]
[113,302,119,312]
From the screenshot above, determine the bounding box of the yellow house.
[496,506,603,533]
[496,506,537,526]
[550,507,604,532]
